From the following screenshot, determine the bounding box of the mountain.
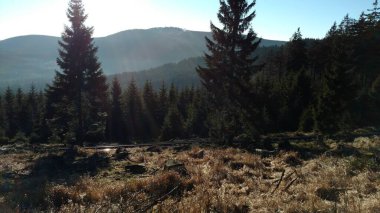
[109,57,205,90]
[109,45,283,90]
[0,27,286,89]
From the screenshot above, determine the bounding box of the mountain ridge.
[0,27,286,90]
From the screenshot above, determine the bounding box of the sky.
[0,0,376,41]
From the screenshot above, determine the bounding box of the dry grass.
[1,137,380,212]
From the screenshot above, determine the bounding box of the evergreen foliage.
[45,0,108,144]
[142,80,160,140]
[124,79,143,142]
[197,0,262,141]
[2,0,380,146]
[4,87,17,138]
[157,82,169,127]
[160,104,184,141]
[109,77,126,143]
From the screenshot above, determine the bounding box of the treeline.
[194,0,380,142]
[1,0,380,145]
[108,79,208,143]
[0,81,208,144]
[251,4,380,134]
[0,86,46,144]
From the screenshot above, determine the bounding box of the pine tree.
[26,86,44,143]
[15,88,31,135]
[124,79,143,142]
[27,85,40,135]
[284,29,312,131]
[196,0,262,140]
[4,87,16,138]
[168,83,178,105]
[366,0,380,23]
[160,105,184,141]
[286,28,308,72]
[109,77,126,143]
[185,89,209,137]
[157,82,169,127]
[46,0,108,144]
[315,27,357,133]
[142,80,159,140]
[178,87,194,120]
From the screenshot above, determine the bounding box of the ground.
[0,136,379,212]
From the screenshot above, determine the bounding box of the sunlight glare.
[83,0,161,37]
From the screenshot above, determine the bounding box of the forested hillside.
[1,1,380,144]
[0,28,284,90]
[1,0,380,212]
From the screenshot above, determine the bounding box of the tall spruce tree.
[197,0,262,140]
[315,21,357,133]
[286,29,312,131]
[27,85,39,135]
[160,105,184,141]
[157,82,169,127]
[4,87,16,138]
[142,80,159,139]
[286,28,308,72]
[46,0,108,144]
[124,79,143,142]
[15,88,31,135]
[109,77,126,143]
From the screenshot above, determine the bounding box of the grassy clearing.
[0,137,379,212]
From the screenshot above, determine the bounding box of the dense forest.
[0,0,380,146]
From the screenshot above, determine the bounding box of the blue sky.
[0,0,375,41]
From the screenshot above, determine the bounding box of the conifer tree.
[287,28,308,72]
[109,77,126,142]
[160,105,184,141]
[185,89,209,137]
[178,87,194,120]
[26,85,41,136]
[15,88,31,135]
[46,0,108,144]
[142,80,159,139]
[366,0,380,23]
[4,87,16,138]
[315,24,357,133]
[285,29,312,130]
[197,0,262,140]
[157,82,169,127]
[168,83,178,105]
[124,79,143,142]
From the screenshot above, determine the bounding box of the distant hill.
[109,45,281,90]
[0,27,285,90]
[109,57,205,90]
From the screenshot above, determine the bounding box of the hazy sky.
[0,0,375,41]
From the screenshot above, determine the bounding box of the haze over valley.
[0,27,284,89]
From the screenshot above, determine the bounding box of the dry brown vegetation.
[0,137,379,212]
